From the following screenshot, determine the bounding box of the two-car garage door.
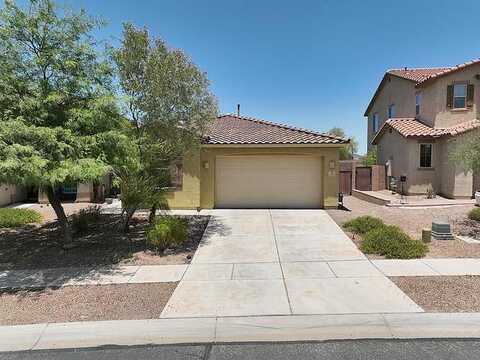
[215,155,323,208]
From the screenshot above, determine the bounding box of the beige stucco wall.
[377,130,441,195]
[378,129,475,198]
[164,151,201,209]
[438,137,474,198]
[418,63,480,128]
[366,75,417,149]
[166,145,342,209]
[0,184,26,206]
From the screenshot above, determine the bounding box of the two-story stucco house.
[365,59,480,198]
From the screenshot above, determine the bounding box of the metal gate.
[355,167,372,191]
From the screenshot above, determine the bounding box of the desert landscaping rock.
[390,276,480,312]
[0,283,177,325]
[0,212,210,270]
[327,196,480,259]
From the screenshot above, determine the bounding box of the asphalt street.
[1,339,480,360]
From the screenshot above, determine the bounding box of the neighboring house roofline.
[364,60,480,116]
[363,72,416,116]
[371,118,480,145]
[415,58,480,87]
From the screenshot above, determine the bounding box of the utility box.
[422,228,431,243]
[431,221,454,240]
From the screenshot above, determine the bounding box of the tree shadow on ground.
[0,213,210,294]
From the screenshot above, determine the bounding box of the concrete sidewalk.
[2,258,480,290]
[372,258,480,276]
[2,312,480,352]
[0,264,188,289]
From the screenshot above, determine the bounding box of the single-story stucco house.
[163,114,349,209]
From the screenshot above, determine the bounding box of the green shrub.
[0,208,42,228]
[146,216,188,252]
[343,216,384,235]
[468,208,480,222]
[71,206,102,234]
[361,225,427,259]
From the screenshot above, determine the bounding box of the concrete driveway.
[161,210,422,318]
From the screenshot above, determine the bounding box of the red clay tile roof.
[387,68,453,83]
[416,59,480,85]
[365,59,480,116]
[204,114,349,145]
[372,118,480,144]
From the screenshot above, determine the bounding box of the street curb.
[2,313,480,353]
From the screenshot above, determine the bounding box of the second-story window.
[453,84,467,109]
[373,113,379,133]
[388,104,395,118]
[415,92,422,116]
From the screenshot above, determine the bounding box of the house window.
[372,113,380,133]
[453,84,467,109]
[388,104,395,118]
[170,161,183,190]
[415,92,422,116]
[419,144,433,168]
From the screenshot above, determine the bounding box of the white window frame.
[419,143,433,169]
[372,113,379,133]
[453,83,467,109]
[388,104,395,118]
[415,92,422,116]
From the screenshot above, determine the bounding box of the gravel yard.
[0,212,210,270]
[327,196,480,258]
[391,276,480,312]
[25,202,96,223]
[0,283,177,325]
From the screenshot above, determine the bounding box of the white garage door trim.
[214,155,323,209]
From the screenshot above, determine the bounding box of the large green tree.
[328,127,358,160]
[0,0,129,242]
[113,23,217,229]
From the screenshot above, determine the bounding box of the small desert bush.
[468,208,480,222]
[361,225,427,259]
[146,216,188,252]
[343,215,384,235]
[0,208,42,228]
[71,206,102,234]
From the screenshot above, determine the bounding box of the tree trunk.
[45,186,72,243]
[122,208,136,233]
[148,205,157,224]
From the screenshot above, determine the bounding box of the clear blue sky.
[36,1,480,153]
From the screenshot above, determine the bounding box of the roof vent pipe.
[237,104,240,116]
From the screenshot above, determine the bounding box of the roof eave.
[364,73,417,117]
[201,143,349,148]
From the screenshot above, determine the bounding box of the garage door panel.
[215,155,322,208]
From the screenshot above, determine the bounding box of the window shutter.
[446,85,454,108]
[467,84,475,108]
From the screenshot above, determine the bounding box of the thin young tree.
[114,23,217,229]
